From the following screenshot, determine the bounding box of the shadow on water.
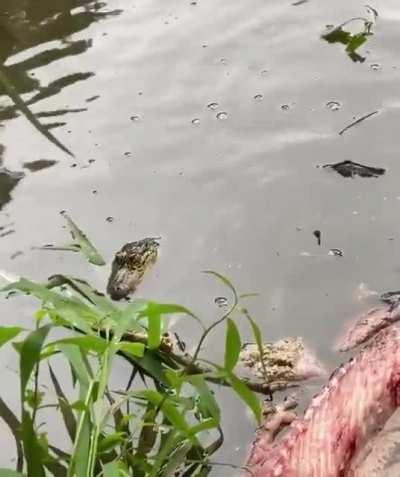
[0,0,122,156]
[0,144,24,211]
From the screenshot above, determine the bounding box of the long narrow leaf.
[0,470,25,476]
[226,372,261,424]
[185,375,220,421]
[46,275,116,313]
[0,398,24,472]
[146,311,162,349]
[47,336,108,354]
[62,213,105,266]
[0,327,24,348]
[21,411,45,477]
[20,325,52,399]
[48,365,77,441]
[132,390,191,435]
[5,278,99,333]
[224,319,241,372]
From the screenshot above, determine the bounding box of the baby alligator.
[107,237,160,300]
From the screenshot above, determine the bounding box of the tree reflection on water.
[0,1,122,209]
[0,1,121,150]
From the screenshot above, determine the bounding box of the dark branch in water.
[338,110,378,135]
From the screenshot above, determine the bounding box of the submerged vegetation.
[0,217,276,476]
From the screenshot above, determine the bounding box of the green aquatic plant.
[0,221,272,476]
[321,7,378,63]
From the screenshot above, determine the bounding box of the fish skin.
[335,303,400,352]
[245,326,400,477]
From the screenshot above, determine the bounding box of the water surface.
[1,0,400,472]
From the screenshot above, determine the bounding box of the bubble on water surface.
[281,104,290,111]
[214,296,228,308]
[106,216,114,223]
[370,63,380,71]
[219,58,228,65]
[216,111,228,120]
[130,115,140,122]
[124,152,132,157]
[328,248,343,257]
[326,101,341,111]
[207,102,219,110]
[260,69,268,76]
[254,94,263,102]
[191,118,200,125]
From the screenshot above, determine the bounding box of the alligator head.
[107,237,160,300]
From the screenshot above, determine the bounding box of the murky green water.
[1,0,400,472]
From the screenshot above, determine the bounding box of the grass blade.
[224,319,241,372]
[0,470,25,476]
[185,375,220,421]
[0,327,24,348]
[21,410,45,477]
[20,325,52,400]
[146,310,162,349]
[48,365,77,442]
[0,397,24,472]
[62,213,105,266]
[226,372,261,424]
[103,462,121,477]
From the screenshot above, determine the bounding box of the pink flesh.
[245,326,400,477]
[335,303,400,352]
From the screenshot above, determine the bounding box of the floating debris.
[106,216,114,223]
[23,159,57,172]
[281,104,290,111]
[207,102,219,111]
[216,111,228,120]
[326,101,341,111]
[86,95,100,103]
[323,160,385,178]
[321,11,376,63]
[380,291,400,306]
[10,251,23,260]
[214,296,228,308]
[124,152,132,158]
[338,110,378,135]
[130,115,140,122]
[313,230,322,246]
[254,94,263,102]
[328,248,343,257]
[370,63,380,71]
[292,0,308,5]
[191,118,200,125]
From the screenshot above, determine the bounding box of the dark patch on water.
[323,160,385,178]
[23,159,57,172]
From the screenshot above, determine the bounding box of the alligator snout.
[107,265,140,300]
